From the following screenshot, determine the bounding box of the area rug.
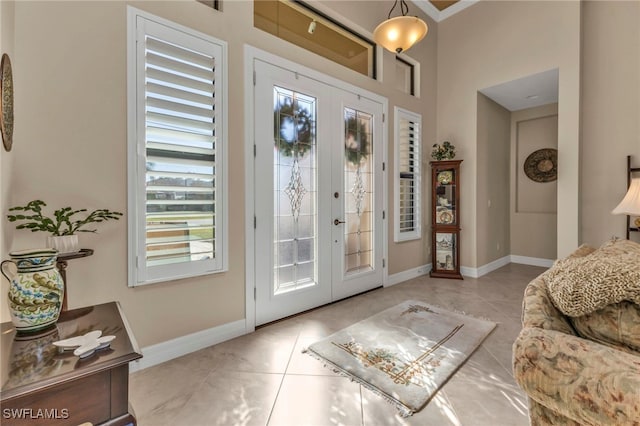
[303,300,496,416]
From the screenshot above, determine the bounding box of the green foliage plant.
[7,200,123,236]
[431,141,456,161]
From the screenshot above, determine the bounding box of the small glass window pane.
[254,1,375,78]
[395,57,414,95]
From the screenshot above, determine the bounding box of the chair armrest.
[513,327,640,425]
[521,274,575,335]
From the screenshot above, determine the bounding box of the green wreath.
[273,101,370,166]
[344,116,370,166]
[274,98,313,158]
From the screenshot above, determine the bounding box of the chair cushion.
[570,301,640,353]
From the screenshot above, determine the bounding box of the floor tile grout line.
[359,385,365,426]
[265,331,301,426]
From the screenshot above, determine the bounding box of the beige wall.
[437,0,581,267]
[581,0,640,246]
[0,1,437,345]
[476,93,510,266]
[0,1,15,298]
[510,103,558,259]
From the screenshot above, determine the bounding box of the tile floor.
[130,263,546,426]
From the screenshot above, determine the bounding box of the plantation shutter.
[133,15,226,284]
[398,114,420,238]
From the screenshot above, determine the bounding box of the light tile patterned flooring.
[130,263,545,426]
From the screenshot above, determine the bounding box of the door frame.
[243,46,389,331]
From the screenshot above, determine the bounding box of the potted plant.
[431,141,456,161]
[7,200,123,254]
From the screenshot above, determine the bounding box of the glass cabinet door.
[434,232,456,271]
[434,169,457,226]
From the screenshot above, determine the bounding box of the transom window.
[254,0,376,78]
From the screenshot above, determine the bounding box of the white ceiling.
[414,0,479,22]
[479,69,559,112]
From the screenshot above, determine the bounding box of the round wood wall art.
[1,53,14,152]
[524,148,557,183]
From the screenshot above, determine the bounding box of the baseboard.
[461,255,511,278]
[130,319,247,372]
[460,254,554,278]
[510,255,554,268]
[386,263,431,286]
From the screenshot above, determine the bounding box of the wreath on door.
[344,116,370,166]
[273,99,313,158]
[273,101,370,166]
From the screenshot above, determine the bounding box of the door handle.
[334,219,345,226]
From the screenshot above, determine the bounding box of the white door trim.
[244,45,388,329]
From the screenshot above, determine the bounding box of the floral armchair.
[513,241,640,425]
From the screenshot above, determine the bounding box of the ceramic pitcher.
[1,248,64,332]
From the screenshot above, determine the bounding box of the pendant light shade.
[373,0,428,54]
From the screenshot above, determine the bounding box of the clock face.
[437,171,452,184]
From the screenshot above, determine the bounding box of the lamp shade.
[612,177,640,216]
[373,16,428,54]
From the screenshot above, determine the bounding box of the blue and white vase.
[1,248,64,332]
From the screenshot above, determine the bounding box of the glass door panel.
[273,86,318,294]
[343,107,374,275]
[332,94,383,301]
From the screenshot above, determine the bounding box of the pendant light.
[373,0,428,54]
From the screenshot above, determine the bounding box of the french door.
[254,59,384,325]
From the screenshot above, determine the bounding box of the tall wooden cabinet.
[430,160,463,279]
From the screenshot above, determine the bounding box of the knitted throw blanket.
[545,240,640,317]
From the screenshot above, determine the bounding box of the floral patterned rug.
[304,300,496,416]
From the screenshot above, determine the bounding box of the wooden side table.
[0,302,142,426]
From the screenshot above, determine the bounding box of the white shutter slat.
[147,141,214,156]
[147,185,213,193]
[146,155,214,169]
[146,51,214,82]
[146,170,213,180]
[146,68,214,95]
[147,82,214,107]
[146,36,214,70]
[147,199,216,205]
[146,127,214,146]
[147,97,214,120]
[146,111,213,134]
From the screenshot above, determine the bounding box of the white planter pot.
[46,235,80,255]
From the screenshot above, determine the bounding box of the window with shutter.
[394,107,421,242]
[127,7,228,286]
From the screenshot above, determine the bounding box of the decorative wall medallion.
[1,54,14,152]
[524,148,557,183]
